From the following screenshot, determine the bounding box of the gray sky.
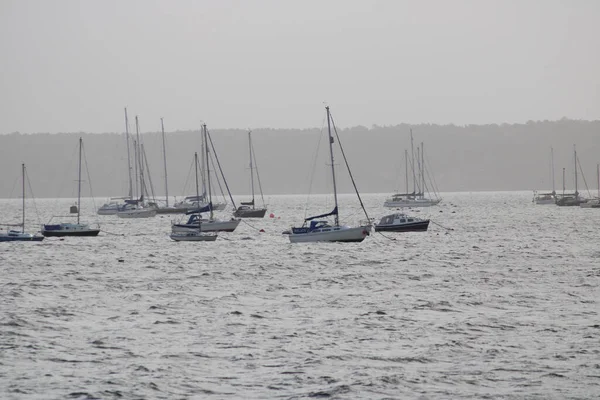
[1,0,598,134]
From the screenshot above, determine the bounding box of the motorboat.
[374,213,429,232]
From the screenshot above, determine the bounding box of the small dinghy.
[169,230,217,242]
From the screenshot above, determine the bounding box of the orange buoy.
[269,213,275,218]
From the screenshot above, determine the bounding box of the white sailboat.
[533,147,556,205]
[152,118,188,214]
[98,107,135,215]
[0,164,45,242]
[384,130,441,208]
[287,106,371,243]
[170,152,218,241]
[117,116,157,218]
[172,125,227,212]
[171,124,240,233]
[556,145,588,206]
[41,138,101,237]
[235,130,267,218]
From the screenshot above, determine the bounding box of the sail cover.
[305,207,338,221]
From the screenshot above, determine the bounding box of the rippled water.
[1,192,599,399]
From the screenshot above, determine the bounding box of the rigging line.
[431,220,453,231]
[329,111,371,223]
[142,144,157,202]
[424,153,441,199]
[377,231,397,241]
[82,141,98,214]
[8,174,19,200]
[251,139,266,207]
[304,118,327,221]
[392,146,405,193]
[205,128,237,209]
[181,157,195,197]
[56,141,80,199]
[25,167,42,226]
[100,229,125,236]
[209,151,227,202]
[576,156,591,198]
[240,219,262,231]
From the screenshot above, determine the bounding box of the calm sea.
[1,192,598,399]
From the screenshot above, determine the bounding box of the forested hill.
[1,119,598,199]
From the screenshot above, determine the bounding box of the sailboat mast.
[124,108,133,199]
[136,116,144,200]
[421,142,425,199]
[77,138,82,225]
[133,139,138,199]
[161,118,169,207]
[405,149,408,195]
[596,164,600,199]
[325,106,339,227]
[203,124,214,220]
[410,130,416,194]
[22,163,25,233]
[562,167,566,196]
[551,147,555,195]
[574,145,578,196]
[194,152,200,229]
[597,164,599,199]
[248,131,255,208]
[200,126,207,200]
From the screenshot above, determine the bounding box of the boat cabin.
[378,213,417,225]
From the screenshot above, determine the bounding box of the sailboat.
[286,106,371,243]
[556,145,588,207]
[384,130,441,208]
[580,164,600,208]
[533,147,557,205]
[170,152,217,241]
[172,125,227,212]
[0,164,45,242]
[235,130,267,218]
[98,107,135,215]
[171,124,241,233]
[151,118,187,214]
[117,116,157,218]
[41,138,101,237]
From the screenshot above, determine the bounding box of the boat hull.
[288,225,371,243]
[580,201,600,208]
[42,229,100,237]
[0,232,44,242]
[535,199,555,205]
[375,220,429,232]
[384,199,441,208]
[116,209,157,218]
[97,208,119,215]
[234,208,267,218]
[171,219,241,233]
[556,199,587,207]
[170,232,218,241]
[154,206,188,214]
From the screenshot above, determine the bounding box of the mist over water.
[1,192,598,399]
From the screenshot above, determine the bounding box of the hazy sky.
[1,0,598,134]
